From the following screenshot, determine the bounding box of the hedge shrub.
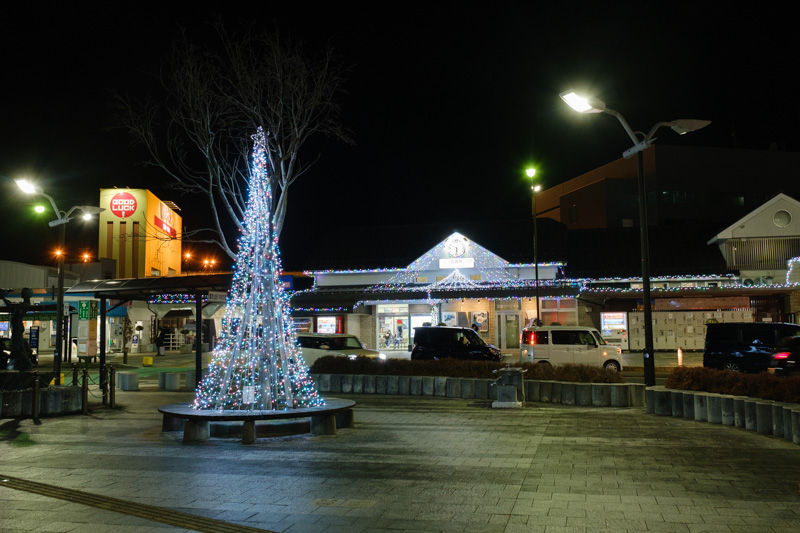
[309,356,624,383]
[664,366,800,404]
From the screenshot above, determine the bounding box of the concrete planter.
[474,379,490,400]
[445,378,461,398]
[706,394,723,424]
[592,383,611,407]
[363,375,376,394]
[644,387,800,448]
[669,390,683,417]
[756,401,773,435]
[721,395,735,426]
[329,375,342,393]
[629,384,645,407]
[340,374,353,393]
[561,382,576,406]
[682,392,695,420]
[1,386,82,418]
[352,375,365,394]
[783,405,794,442]
[525,381,539,402]
[734,397,747,428]
[610,384,629,407]
[550,382,562,404]
[374,375,387,394]
[744,399,758,431]
[539,381,552,403]
[792,410,800,445]
[460,379,475,399]
[397,376,410,395]
[409,376,422,395]
[651,387,671,415]
[116,372,139,391]
[385,376,399,395]
[434,377,448,397]
[771,403,787,438]
[575,383,592,406]
[694,393,708,422]
[421,377,435,396]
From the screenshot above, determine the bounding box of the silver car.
[296,333,387,366]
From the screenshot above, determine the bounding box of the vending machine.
[600,312,628,351]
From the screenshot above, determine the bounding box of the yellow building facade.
[98,189,182,278]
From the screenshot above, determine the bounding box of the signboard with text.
[439,258,475,269]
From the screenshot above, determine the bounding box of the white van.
[519,326,623,371]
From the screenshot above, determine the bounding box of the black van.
[703,322,800,373]
[410,326,501,361]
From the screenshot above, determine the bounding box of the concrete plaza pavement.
[2,368,800,533]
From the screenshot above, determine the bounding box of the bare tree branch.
[111,22,351,259]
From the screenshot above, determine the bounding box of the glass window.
[465,329,486,346]
[577,331,596,345]
[552,330,577,345]
[591,331,607,345]
[741,327,771,346]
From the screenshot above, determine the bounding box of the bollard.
[72,363,79,386]
[109,366,116,408]
[82,368,89,415]
[32,371,40,420]
[101,365,108,405]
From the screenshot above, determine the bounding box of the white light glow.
[560,91,593,112]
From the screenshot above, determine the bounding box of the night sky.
[1,4,797,272]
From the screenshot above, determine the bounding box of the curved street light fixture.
[15,178,105,384]
[559,90,710,386]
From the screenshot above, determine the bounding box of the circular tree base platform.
[158,398,356,443]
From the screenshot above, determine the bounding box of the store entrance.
[377,304,410,351]
[495,312,521,351]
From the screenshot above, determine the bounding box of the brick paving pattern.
[1,389,799,532]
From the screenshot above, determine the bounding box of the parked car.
[703,322,800,373]
[410,326,501,361]
[295,333,386,366]
[519,325,623,371]
[769,336,800,376]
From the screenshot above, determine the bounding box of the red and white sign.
[154,215,177,237]
[110,192,137,218]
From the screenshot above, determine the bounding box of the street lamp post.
[526,168,541,326]
[559,91,710,386]
[16,179,104,384]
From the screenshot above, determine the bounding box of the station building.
[7,147,800,359]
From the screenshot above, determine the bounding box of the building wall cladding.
[538,145,800,232]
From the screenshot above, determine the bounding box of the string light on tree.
[193,127,322,412]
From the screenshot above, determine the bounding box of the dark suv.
[769,336,800,376]
[703,322,800,373]
[410,326,501,361]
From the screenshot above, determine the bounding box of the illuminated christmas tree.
[193,128,323,411]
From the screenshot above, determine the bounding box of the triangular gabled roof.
[708,193,800,244]
[407,231,508,269]
[380,231,515,287]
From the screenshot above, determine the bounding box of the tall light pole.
[526,168,541,326]
[559,91,710,386]
[16,179,104,384]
